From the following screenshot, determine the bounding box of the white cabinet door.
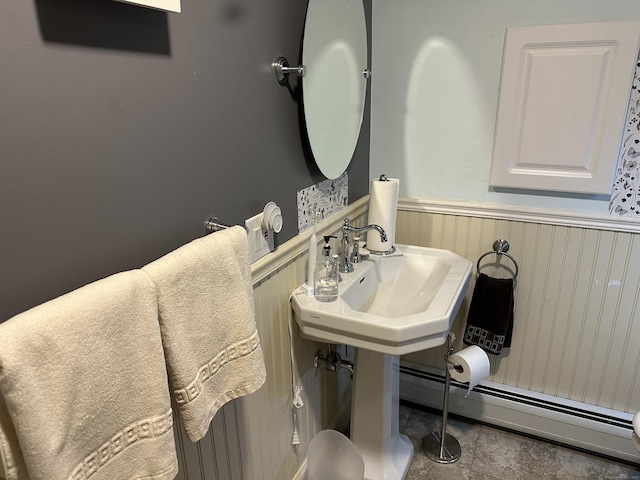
[489,21,640,195]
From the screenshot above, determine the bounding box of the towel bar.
[476,239,519,280]
[204,216,248,235]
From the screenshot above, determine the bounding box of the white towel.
[142,226,267,442]
[0,270,178,480]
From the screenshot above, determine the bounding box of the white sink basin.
[291,244,472,355]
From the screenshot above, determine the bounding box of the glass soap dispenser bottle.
[314,235,339,302]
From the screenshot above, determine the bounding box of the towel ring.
[476,239,519,280]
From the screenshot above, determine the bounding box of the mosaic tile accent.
[296,173,349,233]
[610,50,640,217]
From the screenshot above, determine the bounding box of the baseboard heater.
[399,362,640,465]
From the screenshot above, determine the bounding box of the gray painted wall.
[1,0,371,322]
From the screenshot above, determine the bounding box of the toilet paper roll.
[448,345,490,397]
[367,177,399,253]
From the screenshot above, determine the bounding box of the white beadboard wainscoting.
[396,198,640,464]
[171,198,367,480]
[168,195,640,478]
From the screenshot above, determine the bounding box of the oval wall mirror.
[302,0,368,179]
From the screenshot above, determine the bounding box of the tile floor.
[399,402,640,480]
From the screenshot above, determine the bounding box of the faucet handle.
[350,236,362,263]
[340,218,355,273]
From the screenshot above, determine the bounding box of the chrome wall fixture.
[204,216,248,234]
[272,56,305,86]
[204,216,233,234]
[476,239,519,279]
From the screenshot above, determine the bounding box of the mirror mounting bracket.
[272,56,305,86]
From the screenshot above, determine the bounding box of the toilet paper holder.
[447,358,464,374]
[421,332,462,464]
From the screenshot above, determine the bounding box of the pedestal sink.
[291,244,472,480]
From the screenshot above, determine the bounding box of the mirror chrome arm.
[272,56,305,86]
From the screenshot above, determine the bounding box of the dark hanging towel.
[463,273,514,355]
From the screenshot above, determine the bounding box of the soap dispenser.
[314,235,339,302]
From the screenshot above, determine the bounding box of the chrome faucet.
[340,218,387,273]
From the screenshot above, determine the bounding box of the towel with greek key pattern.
[142,226,266,442]
[0,270,178,480]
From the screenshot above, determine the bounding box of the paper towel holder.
[421,332,462,464]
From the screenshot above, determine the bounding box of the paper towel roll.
[367,177,399,253]
[448,346,490,397]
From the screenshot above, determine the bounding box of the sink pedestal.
[350,349,414,480]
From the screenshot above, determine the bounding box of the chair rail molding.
[398,198,640,234]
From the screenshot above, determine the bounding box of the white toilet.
[633,412,640,452]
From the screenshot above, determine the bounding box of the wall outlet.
[245,212,275,263]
